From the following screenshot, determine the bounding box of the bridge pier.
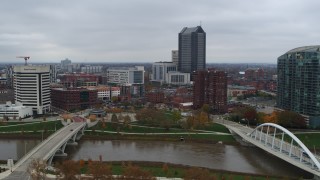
[313,175,320,180]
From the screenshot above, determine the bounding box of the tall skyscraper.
[193,69,227,113]
[277,46,320,125]
[13,65,51,115]
[178,26,206,73]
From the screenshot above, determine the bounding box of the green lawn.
[0,120,64,133]
[195,123,231,133]
[294,133,320,149]
[90,122,186,133]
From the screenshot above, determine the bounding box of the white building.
[13,65,51,115]
[88,86,121,101]
[152,62,177,84]
[166,72,190,85]
[152,62,190,85]
[81,65,103,74]
[107,66,144,85]
[0,101,32,119]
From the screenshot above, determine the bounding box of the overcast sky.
[1,0,320,64]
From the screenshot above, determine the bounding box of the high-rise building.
[107,66,144,85]
[172,50,179,65]
[193,69,227,113]
[277,46,320,120]
[178,26,206,73]
[152,62,177,83]
[13,65,51,115]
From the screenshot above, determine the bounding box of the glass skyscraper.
[178,26,206,73]
[277,46,320,119]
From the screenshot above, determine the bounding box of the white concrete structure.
[88,86,120,101]
[0,102,32,119]
[107,66,144,85]
[166,71,190,85]
[152,62,190,85]
[13,65,51,115]
[152,62,177,83]
[81,65,102,73]
[215,118,320,177]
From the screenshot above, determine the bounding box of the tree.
[28,159,46,180]
[184,167,214,180]
[243,107,257,125]
[201,104,210,114]
[262,112,278,124]
[123,115,131,128]
[111,113,119,129]
[120,163,155,180]
[56,160,80,180]
[89,114,97,122]
[88,161,113,180]
[172,110,182,123]
[278,110,306,128]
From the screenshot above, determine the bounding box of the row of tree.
[30,159,240,180]
[135,108,181,130]
[229,106,306,128]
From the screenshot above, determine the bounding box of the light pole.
[41,130,44,141]
[24,142,28,155]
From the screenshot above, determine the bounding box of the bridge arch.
[249,123,320,170]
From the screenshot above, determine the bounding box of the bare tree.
[88,161,113,180]
[27,158,47,180]
[56,160,80,180]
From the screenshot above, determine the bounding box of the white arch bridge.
[1,122,86,180]
[215,118,320,177]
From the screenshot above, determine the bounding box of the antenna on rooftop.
[200,21,202,27]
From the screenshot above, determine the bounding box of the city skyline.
[1,0,320,64]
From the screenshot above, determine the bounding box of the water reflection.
[0,139,311,178]
[65,140,308,177]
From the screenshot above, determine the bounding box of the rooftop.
[180,26,205,34]
[286,45,320,53]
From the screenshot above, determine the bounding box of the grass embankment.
[76,161,293,180]
[85,121,236,143]
[294,133,320,149]
[0,120,64,138]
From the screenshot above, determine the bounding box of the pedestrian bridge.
[0,122,86,180]
[215,118,320,177]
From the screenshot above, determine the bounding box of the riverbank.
[52,160,303,180]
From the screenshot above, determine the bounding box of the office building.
[178,26,206,73]
[51,87,97,111]
[193,69,227,113]
[107,66,144,85]
[277,46,320,127]
[81,65,103,74]
[59,73,99,87]
[172,50,179,65]
[13,65,51,115]
[152,62,177,83]
[0,101,32,119]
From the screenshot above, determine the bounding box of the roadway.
[1,122,86,180]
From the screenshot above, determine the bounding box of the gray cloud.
[0,0,320,64]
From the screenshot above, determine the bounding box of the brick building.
[193,69,227,113]
[51,88,97,111]
[146,91,165,104]
[59,73,99,87]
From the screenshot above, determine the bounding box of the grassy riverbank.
[58,161,299,180]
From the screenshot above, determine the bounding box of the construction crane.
[16,56,30,65]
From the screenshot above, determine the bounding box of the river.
[0,139,310,178]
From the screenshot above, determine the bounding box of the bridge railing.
[249,123,320,170]
[12,122,71,169]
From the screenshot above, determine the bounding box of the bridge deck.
[214,117,320,177]
[1,122,85,180]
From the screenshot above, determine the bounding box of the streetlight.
[24,142,28,155]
